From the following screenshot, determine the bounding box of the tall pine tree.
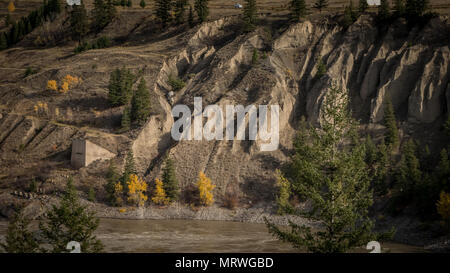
[378,0,391,22]
[155,0,172,26]
[195,0,209,23]
[393,0,406,17]
[39,177,103,253]
[0,32,7,50]
[70,0,89,43]
[265,85,377,253]
[174,0,188,25]
[131,78,151,125]
[243,0,257,32]
[0,209,39,253]
[290,0,308,21]
[121,150,137,187]
[162,157,179,201]
[359,0,369,13]
[383,96,399,148]
[394,139,422,205]
[105,160,120,206]
[108,67,134,106]
[93,0,116,31]
[188,4,195,27]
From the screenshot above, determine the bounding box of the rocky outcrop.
[129,15,449,205]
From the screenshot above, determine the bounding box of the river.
[0,218,425,253]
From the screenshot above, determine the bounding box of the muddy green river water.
[0,218,425,253]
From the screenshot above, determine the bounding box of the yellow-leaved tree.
[7,2,15,13]
[127,174,148,207]
[47,75,81,93]
[437,191,450,227]
[151,178,169,205]
[47,80,58,91]
[114,182,124,206]
[196,172,215,206]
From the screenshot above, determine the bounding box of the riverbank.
[88,201,314,227]
[2,194,448,252]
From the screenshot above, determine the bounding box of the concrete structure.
[71,139,115,168]
[367,0,381,5]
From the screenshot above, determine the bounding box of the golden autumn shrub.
[60,81,69,93]
[437,191,450,225]
[127,174,148,207]
[7,1,15,13]
[47,80,58,91]
[47,75,81,93]
[151,178,169,205]
[196,172,215,206]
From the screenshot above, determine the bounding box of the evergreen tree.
[188,4,195,27]
[131,78,151,125]
[17,19,25,39]
[374,140,389,195]
[365,135,378,167]
[349,0,358,21]
[121,150,136,187]
[155,0,172,26]
[313,0,329,13]
[26,20,32,34]
[393,0,406,17]
[162,157,179,201]
[127,0,132,7]
[108,67,134,106]
[121,106,131,131]
[444,115,450,138]
[105,160,120,206]
[48,0,61,17]
[39,177,103,253]
[342,4,354,28]
[88,187,96,202]
[106,0,117,21]
[194,0,209,23]
[359,0,369,13]
[140,0,146,8]
[8,22,19,45]
[70,0,89,42]
[419,144,432,173]
[0,209,39,253]
[252,48,259,65]
[394,139,422,205]
[435,149,450,193]
[315,57,326,79]
[383,96,399,148]
[243,0,258,32]
[378,0,391,22]
[290,0,308,21]
[405,0,430,18]
[0,33,7,50]
[174,0,188,25]
[265,85,377,253]
[93,0,116,31]
[5,14,12,26]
